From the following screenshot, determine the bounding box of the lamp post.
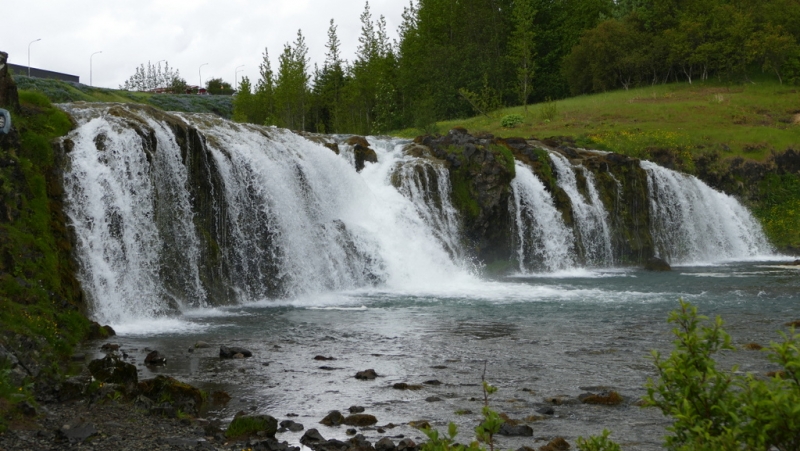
[235,65,245,89]
[90,51,102,86]
[199,63,208,88]
[27,38,41,77]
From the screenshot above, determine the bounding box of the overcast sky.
[1,0,405,89]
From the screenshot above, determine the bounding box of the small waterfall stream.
[642,161,773,263]
[510,162,576,272]
[548,152,614,266]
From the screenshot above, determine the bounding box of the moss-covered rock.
[138,375,206,416]
[226,414,278,439]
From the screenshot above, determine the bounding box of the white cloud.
[1,0,404,88]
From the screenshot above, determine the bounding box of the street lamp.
[235,65,245,89]
[199,63,209,88]
[27,38,41,77]
[90,51,102,86]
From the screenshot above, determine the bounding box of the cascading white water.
[641,161,773,263]
[548,152,614,265]
[60,105,473,325]
[510,162,576,272]
[393,157,464,260]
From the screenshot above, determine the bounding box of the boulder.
[578,390,624,405]
[300,429,327,447]
[314,355,336,361]
[320,410,345,426]
[87,355,138,388]
[226,414,278,439]
[220,345,253,358]
[349,434,375,451]
[644,257,671,271]
[355,369,378,380]
[280,420,305,432]
[343,414,378,426]
[86,321,116,340]
[144,350,167,366]
[57,422,98,444]
[138,375,206,416]
[375,437,396,451]
[348,406,365,413]
[498,423,533,437]
[396,438,417,451]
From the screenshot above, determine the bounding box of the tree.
[205,78,234,95]
[233,76,255,122]
[508,0,537,113]
[120,61,185,92]
[274,30,310,129]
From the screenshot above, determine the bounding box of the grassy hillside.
[13,76,233,119]
[402,79,799,161]
[398,79,800,252]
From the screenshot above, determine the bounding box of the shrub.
[576,430,621,451]
[500,114,524,128]
[645,300,800,450]
[539,98,558,122]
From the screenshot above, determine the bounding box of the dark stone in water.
[87,321,116,340]
[220,345,252,358]
[101,342,120,351]
[644,257,671,271]
[536,406,555,415]
[425,396,442,402]
[498,423,533,437]
[145,350,167,366]
[396,438,418,451]
[300,429,326,447]
[349,434,375,451]
[314,355,336,360]
[423,379,441,385]
[376,437,396,451]
[280,420,304,432]
[355,369,378,380]
[578,390,624,405]
[88,355,138,387]
[346,428,357,436]
[320,410,345,426]
[343,414,378,426]
[349,406,365,413]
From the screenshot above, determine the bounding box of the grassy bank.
[13,76,234,119]
[397,79,800,252]
[0,91,94,430]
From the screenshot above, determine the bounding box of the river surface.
[82,259,799,450]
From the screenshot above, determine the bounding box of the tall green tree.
[508,0,537,113]
[274,30,310,130]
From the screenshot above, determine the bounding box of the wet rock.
[349,406,366,413]
[58,422,98,444]
[346,428,358,436]
[376,437,396,451]
[644,257,671,271]
[343,414,378,426]
[320,366,337,371]
[280,420,305,432]
[101,342,120,352]
[423,379,442,385]
[536,406,555,415]
[499,423,533,437]
[349,434,375,451]
[87,355,138,388]
[408,420,430,430]
[315,355,336,360]
[138,375,206,416]
[392,382,422,390]
[249,437,301,451]
[320,410,345,426]
[194,341,212,348]
[538,437,570,451]
[87,321,116,340]
[355,369,378,380]
[578,390,624,405]
[324,142,340,155]
[397,438,418,451]
[220,345,252,358]
[58,373,92,401]
[144,350,167,366]
[227,414,279,439]
[425,396,441,402]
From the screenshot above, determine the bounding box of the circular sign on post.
[0,109,10,134]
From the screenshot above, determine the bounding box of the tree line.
[233,0,800,134]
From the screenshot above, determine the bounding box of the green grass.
[398,78,799,162]
[13,76,233,118]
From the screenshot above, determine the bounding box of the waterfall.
[641,160,773,263]
[548,152,614,266]
[510,162,576,272]
[60,104,471,324]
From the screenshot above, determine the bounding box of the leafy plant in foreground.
[645,299,800,450]
[576,429,621,451]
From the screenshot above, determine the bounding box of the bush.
[500,114,524,128]
[576,430,621,451]
[539,98,558,122]
[645,300,800,450]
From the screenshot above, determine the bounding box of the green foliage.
[205,78,234,95]
[1,91,91,408]
[576,430,621,451]
[645,300,800,450]
[538,98,558,122]
[500,114,524,128]
[753,173,800,250]
[120,60,185,92]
